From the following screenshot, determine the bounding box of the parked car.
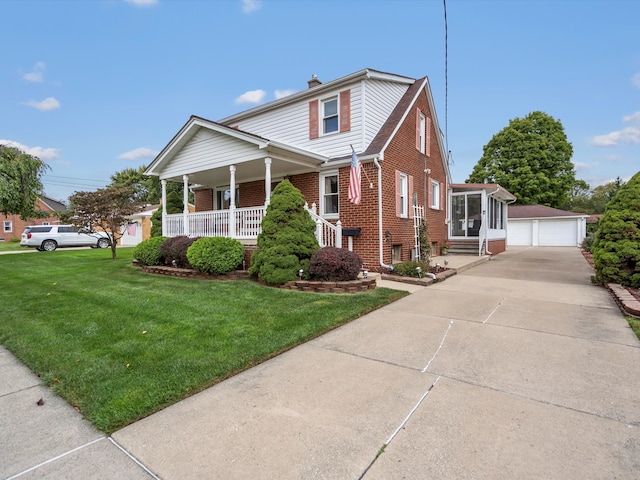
[20,225,110,251]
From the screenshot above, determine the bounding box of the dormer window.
[322,97,338,134]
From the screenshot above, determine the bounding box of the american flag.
[348,147,361,205]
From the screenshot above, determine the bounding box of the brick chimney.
[307,74,322,89]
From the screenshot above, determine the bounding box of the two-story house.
[145,68,453,271]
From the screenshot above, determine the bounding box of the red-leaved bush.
[308,247,362,281]
[159,236,200,268]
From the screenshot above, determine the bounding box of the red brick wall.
[194,189,213,212]
[488,239,506,255]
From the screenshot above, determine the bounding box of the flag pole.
[350,145,373,188]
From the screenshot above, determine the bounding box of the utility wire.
[443,0,451,166]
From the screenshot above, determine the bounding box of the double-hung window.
[430,180,440,209]
[4,221,11,233]
[419,112,426,153]
[322,97,338,134]
[320,171,339,218]
[399,173,408,218]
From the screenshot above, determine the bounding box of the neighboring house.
[448,184,516,256]
[119,203,196,246]
[0,196,66,242]
[508,205,588,247]
[145,68,455,270]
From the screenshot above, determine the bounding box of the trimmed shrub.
[249,180,319,285]
[187,237,244,275]
[309,247,362,281]
[159,236,199,268]
[393,260,430,278]
[592,171,640,287]
[133,236,167,266]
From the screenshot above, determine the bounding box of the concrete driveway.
[110,247,640,479]
[3,246,639,479]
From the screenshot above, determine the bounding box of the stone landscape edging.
[606,283,640,318]
[380,268,456,286]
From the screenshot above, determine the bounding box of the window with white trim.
[419,112,426,153]
[4,221,11,233]
[430,180,440,209]
[215,186,239,209]
[399,173,409,218]
[320,171,339,218]
[322,97,338,134]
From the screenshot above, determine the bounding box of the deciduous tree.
[467,111,575,208]
[65,184,140,259]
[0,145,50,219]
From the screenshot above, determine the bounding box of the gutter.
[374,156,392,270]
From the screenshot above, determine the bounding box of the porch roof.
[145,116,328,185]
[450,183,517,202]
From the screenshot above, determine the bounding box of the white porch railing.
[164,204,342,248]
[304,203,342,248]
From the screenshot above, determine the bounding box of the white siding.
[162,128,262,179]
[362,79,408,145]
[230,78,408,159]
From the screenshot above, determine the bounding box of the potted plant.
[442,241,451,255]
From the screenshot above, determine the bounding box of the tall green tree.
[0,145,50,219]
[65,185,141,259]
[110,166,188,205]
[467,111,575,208]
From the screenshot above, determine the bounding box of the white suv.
[20,225,110,251]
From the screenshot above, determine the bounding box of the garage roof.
[508,205,588,219]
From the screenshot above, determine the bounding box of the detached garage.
[508,205,588,247]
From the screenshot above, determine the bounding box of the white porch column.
[229,165,236,238]
[183,175,189,237]
[264,157,272,206]
[161,179,167,237]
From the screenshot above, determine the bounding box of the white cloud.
[632,73,640,89]
[23,62,46,83]
[118,147,159,161]
[0,139,60,162]
[242,0,261,13]
[274,89,297,99]
[235,89,266,104]
[573,161,592,170]
[25,97,61,112]
[591,111,640,146]
[124,0,158,5]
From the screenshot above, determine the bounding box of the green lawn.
[627,316,640,341]
[0,248,407,433]
[0,240,24,252]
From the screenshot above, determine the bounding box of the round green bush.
[133,236,167,266]
[309,247,362,281]
[187,237,244,275]
[393,260,431,278]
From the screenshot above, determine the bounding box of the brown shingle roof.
[508,205,587,219]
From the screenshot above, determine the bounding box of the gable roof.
[508,204,588,219]
[40,196,67,212]
[450,183,517,202]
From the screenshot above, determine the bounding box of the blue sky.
[1,0,639,202]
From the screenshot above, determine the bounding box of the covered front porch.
[148,116,344,248]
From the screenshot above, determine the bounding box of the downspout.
[374,157,392,270]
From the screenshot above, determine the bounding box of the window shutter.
[426,117,432,157]
[440,182,445,211]
[416,109,421,150]
[408,175,414,218]
[427,176,432,207]
[309,100,319,139]
[339,90,351,132]
[395,170,401,217]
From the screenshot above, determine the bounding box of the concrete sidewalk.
[3,247,640,479]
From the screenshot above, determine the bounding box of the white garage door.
[509,221,533,246]
[539,219,577,246]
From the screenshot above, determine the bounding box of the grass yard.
[0,248,407,433]
[627,316,640,341]
[0,240,24,252]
